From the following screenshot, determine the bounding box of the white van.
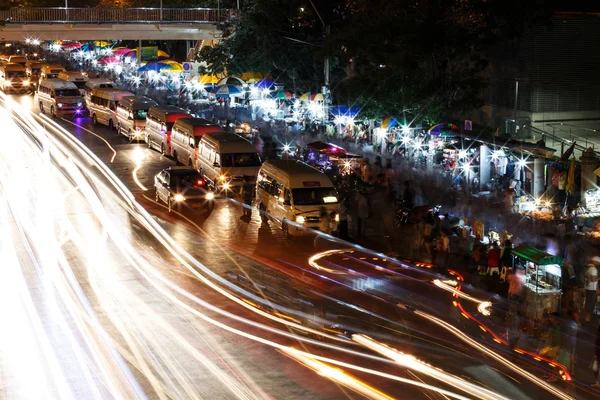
[116,95,158,139]
[37,79,84,116]
[170,118,223,168]
[83,79,117,107]
[0,63,30,93]
[145,105,191,155]
[197,131,261,191]
[256,159,339,236]
[58,71,88,95]
[88,88,134,129]
[8,55,27,66]
[40,64,66,81]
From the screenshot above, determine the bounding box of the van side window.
[271,180,282,197]
[284,187,291,203]
[257,172,272,193]
[214,153,220,165]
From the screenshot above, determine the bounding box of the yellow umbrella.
[299,92,312,101]
[311,93,324,101]
[240,72,264,83]
[162,63,183,73]
[566,157,575,193]
[198,74,220,84]
[157,50,169,58]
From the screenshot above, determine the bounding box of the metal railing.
[0,8,231,24]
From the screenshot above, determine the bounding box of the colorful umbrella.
[299,92,313,101]
[138,62,174,72]
[428,123,459,136]
[217,76,245,87]
[239,72,265,83]
[215,84,245,98]
[113,47,132,57]
[310,93,324,101]
[161,63,183,73]
[97,55,121,65]
[61,42,81,50]
[271,90,293,100]
[157,50,169,58]
[198,74,220,85]
[381,116,399,129]
[566,157,575,193]
[254,78,275,90]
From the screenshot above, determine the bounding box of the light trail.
[352,334,509,400]
[0,95,535,400]
[58,116,118,162]
[409,308,575,400]
[280,348,396,400]
[433,279,492,316]
[132,147,148,191]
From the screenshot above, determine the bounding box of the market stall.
[512,246,563,321]
[579,188,600,239]
[296,141,347,171]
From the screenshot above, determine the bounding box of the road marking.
[59,117,118,163]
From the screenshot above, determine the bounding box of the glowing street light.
[458,149,468,159]
[517,158,528,168]
[401,125,411,135]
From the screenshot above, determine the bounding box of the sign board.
[182,62,193,72]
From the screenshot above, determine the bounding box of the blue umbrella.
[138,62,172,72]
[215,84,245,98]
[254,78,275,90]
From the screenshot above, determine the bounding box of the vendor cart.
[512,246,563,321]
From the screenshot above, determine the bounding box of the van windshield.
[31,68,41,73]
[133,109,148,120]
[72,81,86,89]
[47,74,59,79]
[56,89,81,97]
[292,188,339,206]
[221,153,261,167]
[7,71,25,79]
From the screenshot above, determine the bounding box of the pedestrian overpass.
[0,8,229,41]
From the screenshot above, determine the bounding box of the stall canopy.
[307,141,346,154]
[512,246,563,265]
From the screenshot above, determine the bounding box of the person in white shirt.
[585,264,599,322]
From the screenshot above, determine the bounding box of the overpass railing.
[0,8,231,24]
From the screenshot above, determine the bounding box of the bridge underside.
[0,24,220,41]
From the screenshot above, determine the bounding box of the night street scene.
[2,0,600,399]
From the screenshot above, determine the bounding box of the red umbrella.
[97,55,121,65]
[112,47,132,57]
[61,42,81,50]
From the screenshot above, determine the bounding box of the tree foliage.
[200,0,556,121]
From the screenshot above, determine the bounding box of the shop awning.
[512,245,563,265]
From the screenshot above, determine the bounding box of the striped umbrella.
[97,55,121,65]
[310,93,324,101]
[198,74,220,85]
[381,116,399,129]
[215,84,245,98]
[272,90,293,100]
[254,78,275,90]
[217,76,245,87]
[113,47,132,57]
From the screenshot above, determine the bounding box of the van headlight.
[205,192,215,200]
[222,182,230,190]
[219,175,230,182]
[23,79,29,86]
[58,103,63,108]
[174,194,185,202]
[296,216,305,224]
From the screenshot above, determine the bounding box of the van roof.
[202,131,256,152]
[176,117,218,128]
[60,70,87,77]
[43,64,65,70]
[118,95,157,109]
[149,105,189,114]
[92,88,134,100]
[261,160,334,187]
[40,79,79,90]
[4,63,25,70]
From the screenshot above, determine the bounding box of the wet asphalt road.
[1,93,591,399]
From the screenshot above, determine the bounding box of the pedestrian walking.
[486,242,501,277]
[239,176,255,220]
[584,263,598,323]
[562,309,579,376]
[338,198,349,240]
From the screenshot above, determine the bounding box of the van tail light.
[196,179,205,187]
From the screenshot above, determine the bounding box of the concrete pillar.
[533,157,545,199]
[479,144,490,191]
[580,147,599,203]
[137,39,142,66]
